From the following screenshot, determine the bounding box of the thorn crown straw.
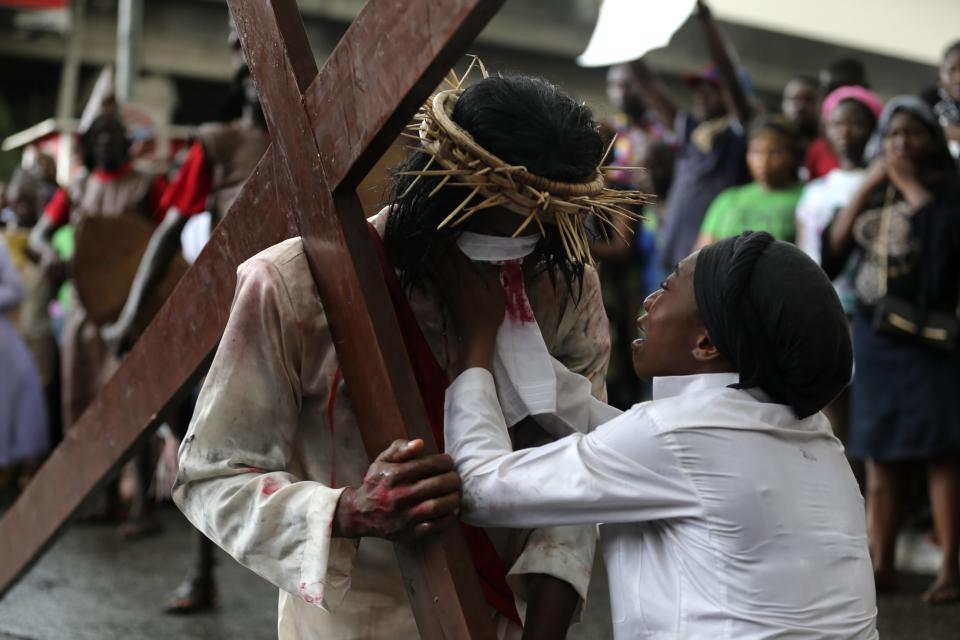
[398,57,653,265]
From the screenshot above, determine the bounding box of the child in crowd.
[796,86,884,315]
[696,116,803,247]
[807,58,871,179]
[793,86,883,450]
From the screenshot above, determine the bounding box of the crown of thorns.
[396,58,651,265]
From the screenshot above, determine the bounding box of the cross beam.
[0,1,505,637]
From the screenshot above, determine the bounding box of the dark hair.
[823,58,869,91]
[80,113,128,170]
[834,97,878,131]
[749,115,803,162]
[787,74,817,89]
[944,40,960,61]
[919,85,941,109]
[218,65,249,121]
[384,74,604,293]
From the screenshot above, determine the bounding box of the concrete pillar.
[116,0,143,103]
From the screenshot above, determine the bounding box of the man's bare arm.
[523,574,580,640]
[629,60,679,130]
[696,0,753,126]
[28,217,58,267]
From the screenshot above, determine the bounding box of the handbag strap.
[877,186,960,321]
[877,184,896,298]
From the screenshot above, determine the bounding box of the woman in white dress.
[443,231,878,639]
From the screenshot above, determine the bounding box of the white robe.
[445,369,879,639]
[173,211,611,639]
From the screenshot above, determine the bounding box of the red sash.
[366,222,522,626]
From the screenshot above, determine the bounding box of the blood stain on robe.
[500,262,536,324]
[299,581,324,604]
[261,476,286,496]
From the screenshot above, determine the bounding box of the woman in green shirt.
[697,116,804,247]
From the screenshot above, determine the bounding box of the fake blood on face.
[499,262,535,324]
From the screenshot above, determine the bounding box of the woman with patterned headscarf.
[825,95,960,604]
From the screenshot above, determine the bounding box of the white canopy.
[579,0,956,68]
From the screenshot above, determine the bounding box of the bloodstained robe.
[173,210,611,639]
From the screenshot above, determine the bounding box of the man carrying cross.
[174,69,642,638]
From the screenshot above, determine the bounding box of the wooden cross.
[0,1,506,637]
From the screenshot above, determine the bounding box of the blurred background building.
[0,0,955,180]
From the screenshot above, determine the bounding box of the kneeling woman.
[443,231,878,638]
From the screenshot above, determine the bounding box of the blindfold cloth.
[457,231,556,424]
[693,231,853,419]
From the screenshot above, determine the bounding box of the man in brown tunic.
[29,112,167,431]
[173,73,639,639]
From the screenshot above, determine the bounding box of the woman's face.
[826,100,873,165]
[883,111,932,165]
[940,49,960,103]
[746,132,797,189]
[632,253,705,381]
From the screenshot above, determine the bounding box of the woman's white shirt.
[445,369,878,639]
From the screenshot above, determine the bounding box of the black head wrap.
[693,231,853,419]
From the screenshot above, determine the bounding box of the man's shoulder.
[237,237,317,306]
[234,238,335,340]
[195,121,233,148]
[242,237,306,272]
[197,121,265,159]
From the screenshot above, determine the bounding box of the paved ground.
[1,504,958,639]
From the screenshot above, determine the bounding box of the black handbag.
[872,295,959,352]
[871,187,960,352]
